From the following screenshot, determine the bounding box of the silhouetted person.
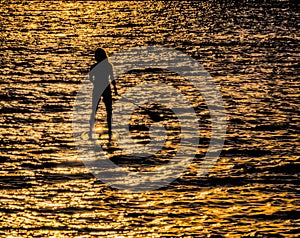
[89,48,118,141]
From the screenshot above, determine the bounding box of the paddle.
[114,95,164,122]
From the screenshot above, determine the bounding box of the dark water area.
[0,1,299,237]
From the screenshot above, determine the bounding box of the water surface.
[0,1,299,237]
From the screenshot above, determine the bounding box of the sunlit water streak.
[0,1,299,237]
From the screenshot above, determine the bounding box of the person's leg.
[103,96,112,141]
[90,89,101,138]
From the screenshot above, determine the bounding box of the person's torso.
[90,60,112,87]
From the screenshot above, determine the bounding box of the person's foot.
[108,129,112,140]
[88,131,93,140]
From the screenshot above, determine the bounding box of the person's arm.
[111,75,118,96]
[88,72,94,83]
[110,65,118,96]
[88,64,96,83]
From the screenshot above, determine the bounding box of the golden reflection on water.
[1,0,299,237]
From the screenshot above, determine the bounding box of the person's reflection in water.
[89,48,118,141]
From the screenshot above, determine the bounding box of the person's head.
[95,48,108,62]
